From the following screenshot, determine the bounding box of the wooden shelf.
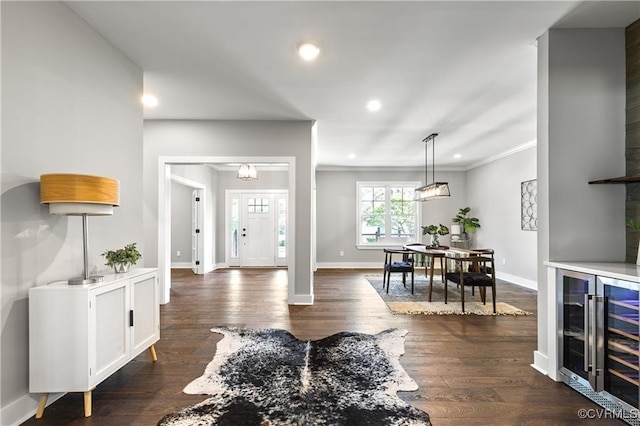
[610,299,640,312]
[609,354,639,372]
[609,368,640,386]
[609,313,640,326]
[610,339,640,356]
[589,174,640,184]
[609,326,640,342]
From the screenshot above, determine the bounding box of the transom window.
[357,182,420,248]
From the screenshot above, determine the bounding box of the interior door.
[240,193,275,266]
[191,189,202,274]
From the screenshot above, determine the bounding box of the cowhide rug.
[158,326,431,425]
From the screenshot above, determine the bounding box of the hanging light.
[415,133,450,201]
[237,164,258,181]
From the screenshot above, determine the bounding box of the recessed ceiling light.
[348,153,356,159]
[454,153,462,159]
[366,100,382,112]
[298,42,320,61]
[141,94,158,107]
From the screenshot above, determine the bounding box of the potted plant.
[422,224,449,247]
[102,243,142,273]
[452,207,481,240]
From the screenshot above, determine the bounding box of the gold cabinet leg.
[149,344,158,362]
[35,394,48,419]
[83,391,92,417]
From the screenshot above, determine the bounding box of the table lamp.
[40,173,120,285]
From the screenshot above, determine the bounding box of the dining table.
[404,244,482,302]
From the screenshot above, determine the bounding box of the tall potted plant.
[452,207,481,240]
[102,243,142,273]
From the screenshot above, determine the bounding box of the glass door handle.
[584,294,592,374]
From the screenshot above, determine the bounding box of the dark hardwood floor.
[23,267,618,425]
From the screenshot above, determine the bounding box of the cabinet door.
[91,281,129,386]
[130,273,159,357]
[559,269,596,386]
[602,277,640,409]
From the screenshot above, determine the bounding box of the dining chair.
[468,248,494,296]
[443,251,496,313]
[382,248,415,294]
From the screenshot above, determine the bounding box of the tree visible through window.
[357,182,420,247]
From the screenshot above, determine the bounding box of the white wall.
[315,169,467,267]
[143,120,314,301]
[466,146,537,288]
[1,2,143,423]
[535,28,626,374]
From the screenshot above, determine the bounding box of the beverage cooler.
[558,268,640,424]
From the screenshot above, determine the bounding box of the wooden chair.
[468,248,494,296]
[443,251,496,313]
[382,248,415,294]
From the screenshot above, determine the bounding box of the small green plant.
[102,243,142,268]
[452,207,481,235]
[628,220,640,230]
[422,224,449,247]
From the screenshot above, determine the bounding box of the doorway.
[170,174,206,274]
[158,156,297,305]
[227,190,288,267]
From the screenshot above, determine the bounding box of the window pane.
[360,186,385,215]
[391,215,415,238]
[278,198,286,258]
[248,197,270,213]
[390,187,416,215]
[361,216,385,243]
[260,198,269,213]
[230,198,239,258]
[358,183,419,246]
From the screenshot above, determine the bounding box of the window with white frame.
[356,182,420,248]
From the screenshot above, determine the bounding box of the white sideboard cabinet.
[29,268,159,418]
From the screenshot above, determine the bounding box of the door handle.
[584,294,591,373]
[242,233,246,237]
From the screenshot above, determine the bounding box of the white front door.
[240,193,275,267]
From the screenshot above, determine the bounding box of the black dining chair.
[443,251,496,313]
[382,248,415,294]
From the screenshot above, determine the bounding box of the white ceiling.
[67,1,640,169]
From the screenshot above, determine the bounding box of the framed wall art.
[521,179,537,231]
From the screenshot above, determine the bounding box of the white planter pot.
[114,263,131,273]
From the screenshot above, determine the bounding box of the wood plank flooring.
[22,268,620,425]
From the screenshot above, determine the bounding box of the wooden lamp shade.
[40,173,120,216]
[40,173,120,284]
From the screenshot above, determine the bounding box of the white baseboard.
[1,392,64,426]
[532,350,553,379]
[170,262,192,269]
[496,272,537,290]
[288,293,314,305]
[316,262,380,269]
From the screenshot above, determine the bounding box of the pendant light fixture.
[415,133,450,201]
[237,164,258,181]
